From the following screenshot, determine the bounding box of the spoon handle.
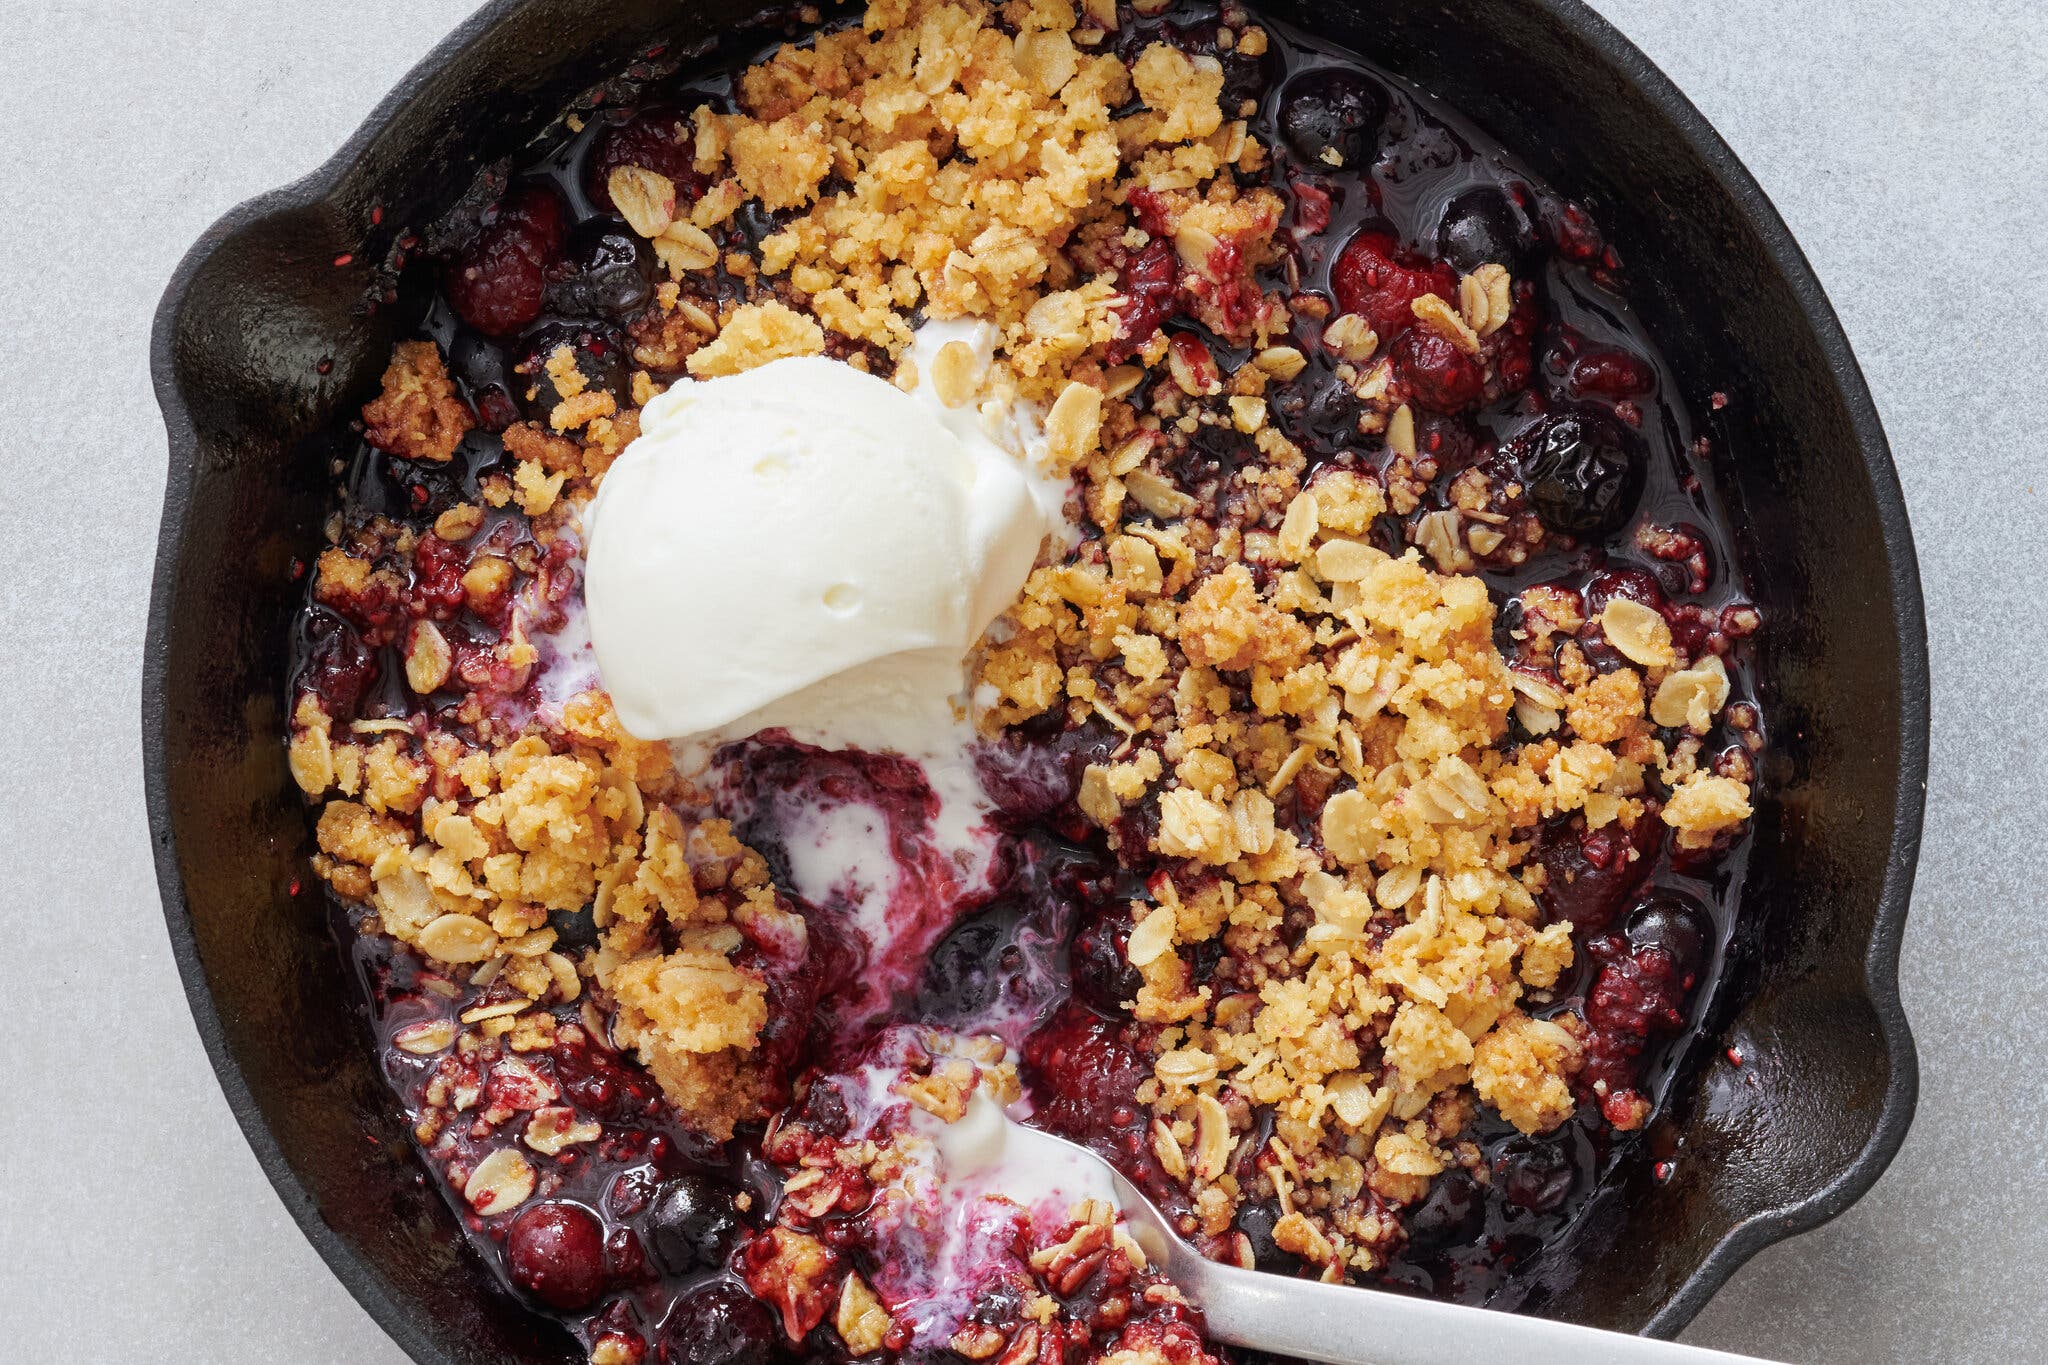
[1191,1260,1772,1365]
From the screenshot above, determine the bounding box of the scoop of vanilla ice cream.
[584,350,1058,745]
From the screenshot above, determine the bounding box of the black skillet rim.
[143,0,1926,1353]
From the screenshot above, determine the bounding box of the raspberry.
[1331,229,1456,340]
[1394,327,1483,411]
[1107,240,1180,364]
[446,184,567,337]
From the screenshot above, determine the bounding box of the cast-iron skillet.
[145,1,1926,1359]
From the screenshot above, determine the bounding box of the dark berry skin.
[657,1278,779,1365]
[547,906,600,951]
[1533,813,1660,935]
[1625,898,1710,982]
[515,321,630,421]
[447,184,568,337]
[919,913,1013,1022]
[1394,327,1484,412]
[1406,1169,1485,1251]
[444,326,521,432]
[1331,230,1457,342]
[298,611,379,722]
[1515,411,1646,538]
[545,217,656,323]
[585,106,704,213]
[1069,907,1142,1014]
[644,1174,743,1276]
[1234,1200,1300,1273]
[1436,185,1539,275]
[505,1202,608,1311]
[1278,68,1387,169]
[1494,1136,1576,1212]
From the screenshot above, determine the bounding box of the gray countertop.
[2,0,2039,1358]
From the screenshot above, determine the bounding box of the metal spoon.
[1011,1118,1775,1365]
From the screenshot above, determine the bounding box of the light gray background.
[1,0,2039,1359]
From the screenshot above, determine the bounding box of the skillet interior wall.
[149,0,1912,1356]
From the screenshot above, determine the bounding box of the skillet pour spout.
[146,0,1924,1358]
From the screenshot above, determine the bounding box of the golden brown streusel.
[362,340,473,463]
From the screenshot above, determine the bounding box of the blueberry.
[657,1278,778,1365]
[545,217,656,322]
[645,1174,742,1275]
[1278,69,1387,170]
[1436,185,1538,275]
[1515,411,1645,538]
[444,326,520,432]
[921,914,1010,1021]
[1495,1138,1576,1213]
[796,1078,851,1137]
[1235,1200,1300,1273]
[1069,907,1142,1014]
[547,906,600,951]
[1405,1170,1485,1250]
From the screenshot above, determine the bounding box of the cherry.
[645,1174,743,1275]
[1436,185,1538,275]
[1393,327,1484,412]
[1278,68,1387,170]
[1331,230,1456,342]
[1584,567,1666,617]
[446,184,568,337]
[505,1202,608,1311]
[1513,411,1645,538]
[1532,814,1659,935]
[545,217,656,322]
[584,105,704,213]
[1625,898,1710,982]
[657,1278,778,1365]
